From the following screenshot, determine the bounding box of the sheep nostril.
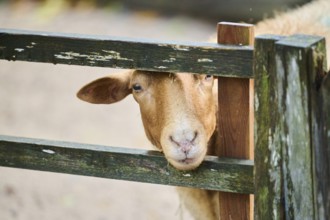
[169,135,175,144]
[169,134,195,154]
[192,131,198,143]
[170,131,198,146]
[169,135,181,147]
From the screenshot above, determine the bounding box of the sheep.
[77,70,220,219]
[77,71,217,171]
[77,0,330,219]
[77,71,220,219]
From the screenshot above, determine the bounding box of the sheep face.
[77,70,216,171]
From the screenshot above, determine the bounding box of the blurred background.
[0,0,309,219]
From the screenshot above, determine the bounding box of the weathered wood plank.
[216,22,254,220]
[318,72,330,219]
[254,34,285,220]
[0,28,253,78]
[0,135,254,194]
[274,34,324,220]
[254,34,328,220]
[316,70,330,219]
[307,37,330,220]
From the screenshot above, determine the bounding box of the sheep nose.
[169,131,198,154]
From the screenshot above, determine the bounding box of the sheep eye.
[204,74,213,81]
[132,83,143,92]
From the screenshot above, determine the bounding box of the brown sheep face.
[77,70,216,171]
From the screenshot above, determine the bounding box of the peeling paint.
[197,58,213,63]
[54,54,74,60]
[54,51,133,62]
[156,66,167,69]
[101,50,133,61]
[157,43,189,51]
[42,149,55,154]
[162,58,176,63]
[24,42,37,49]
[172,45,190,51]
[14,48,24,52]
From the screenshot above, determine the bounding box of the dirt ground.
[0,2,214,220]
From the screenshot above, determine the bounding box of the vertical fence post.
[216,22,254,220]
[254,35,284,220]
[307,36,330,220]
[318,71,330,219]
[254,34,329,219]
[315,71,330,219]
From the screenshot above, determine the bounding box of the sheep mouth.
[179,158,195,164]
[170,156,202,171]
[166,149,206,170]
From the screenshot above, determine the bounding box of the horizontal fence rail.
[0,135,254,194]
[0,29,253,78]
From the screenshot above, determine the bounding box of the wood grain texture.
[254,35,285,220]
[318,71,330,219]
[217,22,254,46]
[305,36,329,220]
[217,78,250,157]
[216,22,254,220]
[0,135,254,194]
[0,28,253,78]
[254,34,328,220]
[274,35,321,220]
[320,70,330,219]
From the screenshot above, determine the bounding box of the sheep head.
[77,70,217,171]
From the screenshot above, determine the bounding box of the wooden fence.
[0,22,329,219]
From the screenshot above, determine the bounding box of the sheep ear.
[77,71,132,104]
